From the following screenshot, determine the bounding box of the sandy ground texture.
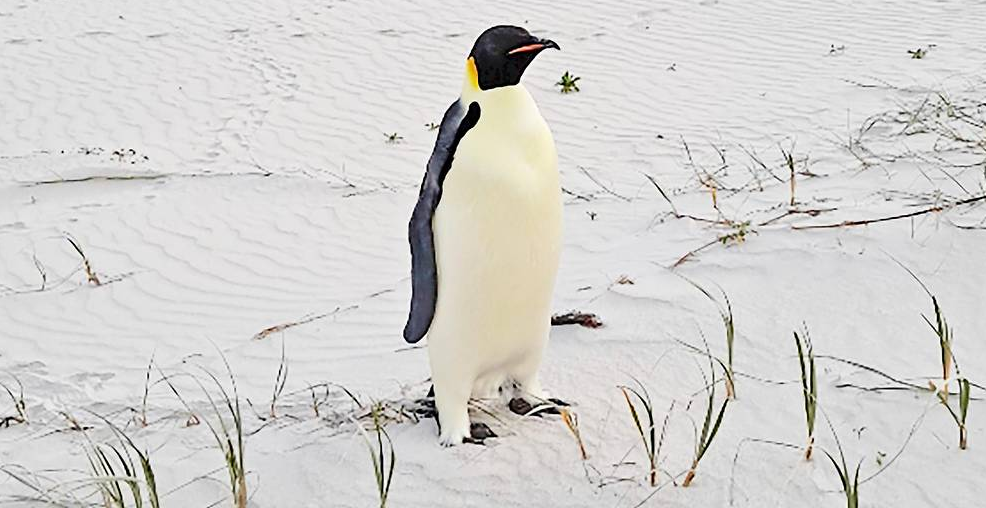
[2,0,985,506]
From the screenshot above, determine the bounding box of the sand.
[1,0,984,506]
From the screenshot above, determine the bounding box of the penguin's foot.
[411,385,437,419]
[508,397,570,417]
[463,422,497,445]
[438,419,474,447]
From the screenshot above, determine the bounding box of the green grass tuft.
[358,402,396,508]
[683,345,730,487]
[618,379,670,487]
[794,326,817,460]
[556,71,581,94]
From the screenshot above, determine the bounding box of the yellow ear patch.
[465,57,480,91]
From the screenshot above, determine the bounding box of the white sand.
[1,0,984,506]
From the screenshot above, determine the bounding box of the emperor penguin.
[403,25,563,446]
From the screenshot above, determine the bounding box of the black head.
[468,25,559,91]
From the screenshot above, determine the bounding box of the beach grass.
[794,327,818,460]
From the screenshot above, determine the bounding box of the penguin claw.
[509,397,570,417]
[463,422,497,444]
[412,384,438,418]
[412,400,437,419]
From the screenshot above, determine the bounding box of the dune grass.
[356,402,396,508]
[923,295,970,449]
[83,419,160,508]
[899,262,971,450]
[684,280,736,399]
[682,350,730,487]
[0,375,28,427]
[160,355,247,508]
[938,377,971,450]
[821,415,861,508]
[618,379,669,487]
[269,339,289,419]
[923,296,953,387]
[794,327,818,460]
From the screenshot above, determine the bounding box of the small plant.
[384,132,404,144]
[718,221,752,246]
[556,71,581,94]
[682,352,729,487]
[358,403,396,508]
[794,327,817,460]
[84,421,160,508]
[822,423,861,508]
[685,281,736,399]
[923,296,953,390]
[938,377,971,450]
[780,144,797,206]
[136,357,153,427]
[619,380,662,487]
[0,376,28,427]
[900,262,970,449]
[269,340,289,419]
[907,47,928,59]
[424,122,439,131]
[161,356,248,508]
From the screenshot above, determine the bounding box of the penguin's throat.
[464,57,480,92]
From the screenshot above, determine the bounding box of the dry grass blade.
[65,235,102,286]
[252,305,356,341]
[792,194,985,229]
[560,408,588,460]
[270,339,289,419]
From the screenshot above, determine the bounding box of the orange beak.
[507,39,560,55]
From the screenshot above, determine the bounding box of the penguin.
[403,25,563,446]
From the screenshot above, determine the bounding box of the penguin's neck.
[460,60,538,124]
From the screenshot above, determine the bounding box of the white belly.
[428,90,561,395]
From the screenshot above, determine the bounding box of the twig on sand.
[580,167,630,202]
[792,194,985,230]
[642,173,679,216]
[23,174,168,187]
[253,305,357,340]
[551,311,603,328]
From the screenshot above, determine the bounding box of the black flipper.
[403,100,481,344]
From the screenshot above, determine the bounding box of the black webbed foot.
[463,422,497,444]
[412,384,437,419]
[508,397,571,417]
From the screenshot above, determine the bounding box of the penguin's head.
[467,25,559,91]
